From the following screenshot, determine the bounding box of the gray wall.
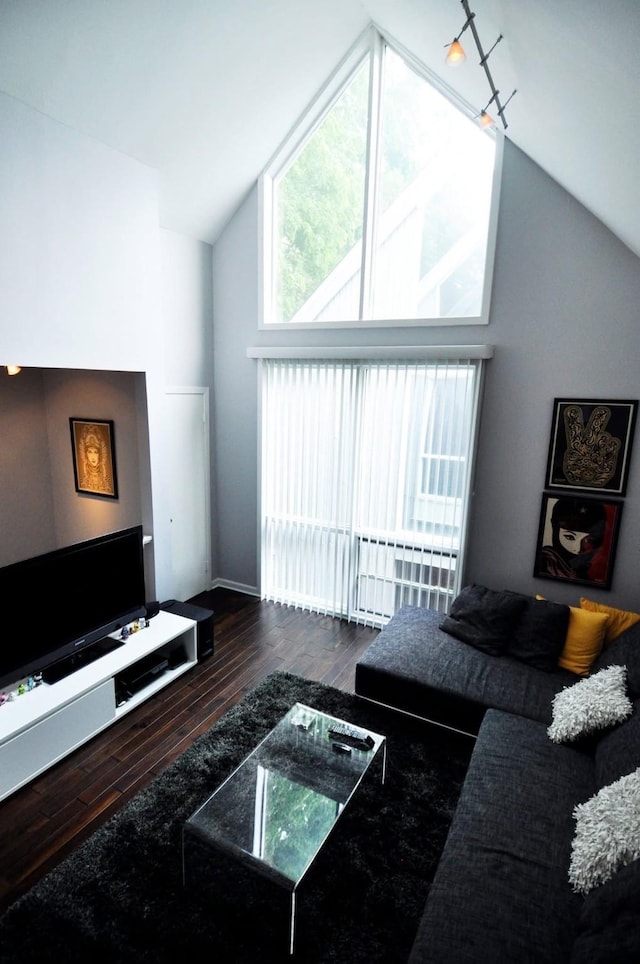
[0,369,56,562]
[0,92,171,593]
[0,369,145,568]
[161,228,215,584]
[1,94,214,600]
[3,86,637,611]
[212,138,640,611]
[466,145,640,607]
[212,198,260,591]
[161,230,214,388]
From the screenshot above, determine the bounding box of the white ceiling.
[1,0,639,257]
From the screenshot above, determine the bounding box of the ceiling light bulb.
[445,39,466,66]
[478,111,495,129]
[6,365,21,376]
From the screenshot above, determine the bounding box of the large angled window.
[261,28,501,327]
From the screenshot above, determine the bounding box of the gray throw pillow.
[505,592,570,671]
[440,584,526,656]
[592,622,640,698]
[547,665,632,745]
[569,767,640,894]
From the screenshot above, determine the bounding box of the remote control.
[328,723,374,752]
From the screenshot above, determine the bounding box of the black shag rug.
[0,671,473,963]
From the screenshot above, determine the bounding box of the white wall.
[160,230,214,387]
[0,95,159,371]
[160,229,215,592]
[212,139,640,610]
[0,93,176,598]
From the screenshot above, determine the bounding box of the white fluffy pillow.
[547,664,632,744]
[569,767,640,894]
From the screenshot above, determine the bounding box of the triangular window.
[260,27,501,328]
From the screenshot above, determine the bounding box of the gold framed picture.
[545,398,638,496]
[69,418,118,499]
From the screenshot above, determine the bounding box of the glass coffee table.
[182,702,386,954]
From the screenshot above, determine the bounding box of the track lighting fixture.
[445,0,516,130]
[444,37,466,66]
[444,7,474,66]
[6,365,21,376]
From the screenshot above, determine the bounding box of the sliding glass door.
[260,355,484,626]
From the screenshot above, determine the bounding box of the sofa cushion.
[409,710,593,963]
[506,593,570,671]
[580,597,640,645]
[569,767,640,894]
[595,699,640,788]
[440,584,526,656]
[355,606,579,733]
[548,665,632,745]
[592,621,640,698]
[570,858,640,963]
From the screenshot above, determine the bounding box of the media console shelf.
[0,610,197,802]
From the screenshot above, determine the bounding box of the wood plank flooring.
[0,588,379,914]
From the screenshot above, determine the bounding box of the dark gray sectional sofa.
[355,605,578,736]
[354,601,640,962]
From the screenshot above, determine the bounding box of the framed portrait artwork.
[533,492,623,590]
[545,398,638,496]
[69,418,118,499]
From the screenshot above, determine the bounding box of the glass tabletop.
[184,702,386,890]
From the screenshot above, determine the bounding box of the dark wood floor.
[0,588,379,914]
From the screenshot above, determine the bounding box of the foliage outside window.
[261,28,501,327]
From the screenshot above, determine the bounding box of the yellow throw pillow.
[537,595,609,675]
[580,598,640,646]
[558,607,609,676]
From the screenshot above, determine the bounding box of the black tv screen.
[0,525,146,690]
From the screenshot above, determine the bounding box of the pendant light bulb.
[445,38,467,66]
[6,365,21,376]
[478,110,495,129]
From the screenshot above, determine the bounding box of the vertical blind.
[260,354,485,627]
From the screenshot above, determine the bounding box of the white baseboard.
[210,577,260,598]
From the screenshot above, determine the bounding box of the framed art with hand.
[545,398,637,496]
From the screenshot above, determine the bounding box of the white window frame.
[258,25,504,331]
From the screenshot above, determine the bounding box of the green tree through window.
[276,61,368,322]
[263,28,499,326]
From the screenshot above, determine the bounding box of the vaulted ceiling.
[1,0,639,258]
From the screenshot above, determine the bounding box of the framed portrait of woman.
[69,418,118,499]
[533,492,623,590]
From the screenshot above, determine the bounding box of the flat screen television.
[0,525,146,690]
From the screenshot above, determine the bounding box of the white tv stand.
[0,610,197,802]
